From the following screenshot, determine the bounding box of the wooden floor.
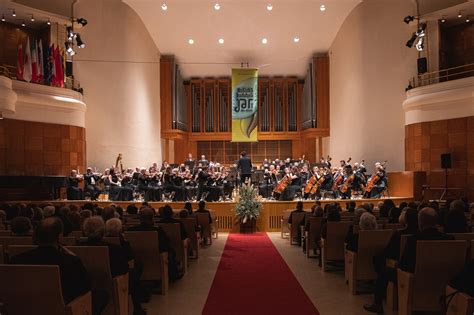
[9,196,413,232]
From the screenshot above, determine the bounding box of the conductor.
[237,151,253,185]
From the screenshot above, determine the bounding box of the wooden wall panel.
[314,55,330,130]
[0,119,86,176]
[405,116,474,200]
[160,56,174,131]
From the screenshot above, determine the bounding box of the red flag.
[54,46,62,87]
[31,39,38,82]
[16,43,24,80]
[23,37,32,82]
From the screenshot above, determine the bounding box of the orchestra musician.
[365,163,388,198]
[83,167,101,200]
[67,169,84,200]
[184,153,195,170]
[259,164,279,198]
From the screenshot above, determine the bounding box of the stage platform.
[14,197,413,232]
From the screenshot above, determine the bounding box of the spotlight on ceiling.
[188,39,194,45]
[218,38,224,44]
[76,17,88,26]
[266,4,273,11]
[458,11,462,18]
[21,21,26,27]
[12,10,16,17]
[30,15,35,22]
[76,33,85,48]
[261,38,268,44]
[0,113,3,119]
[47,19,51,25]
[66,26,74,40]
[1,15,5,22]
[293,37,300,43]
[214,3,221,10]
[161,3,168,11]
[406,33,417,48]
[467,17,471,23]
[320,4,326,12]
[404,15,415,24]
[441,16,446,23]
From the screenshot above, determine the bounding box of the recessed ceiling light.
[218,38,224,44]
[188,39,194,45]
[214,3,221,10]
[293,37,300,43]
[161,3,168,11]
[261,38,268,44]
[266,4,273,11]
[320,4,326,12]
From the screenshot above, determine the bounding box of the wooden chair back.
[356,230,394,279]
[289,212,306,244]
[324,221,352,261]
[67,246,112,291]
[384,223,402,230]
[209,210,218,238]
[0,236,33,255]
[69,231,83,238]
[449,233,474,241]
[179,218,199,257]
[0,265,67,315]
[307,217,323,253]
[412,240,468,311]
[158,223,187,273]
[0,230,11,236]
[8,245,38,259]
[196,212,212,240]
[124,231,162,281]
[281,210,291,238]
[59,236,77,246]
[471,240,474,262]
[77,237,120,245]
[400,234,411,259]
[0,245,3,264]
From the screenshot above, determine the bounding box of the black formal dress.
[237,156,252,184]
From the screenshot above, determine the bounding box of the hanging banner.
[232,68,258,142]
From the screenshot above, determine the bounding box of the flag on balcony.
[23,37,32,83]
[37,39,44,82]
[31,39,38,82]
[54,46,63,87]
[43,43,52,84]
[16,43,24,80]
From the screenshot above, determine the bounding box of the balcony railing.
[0,64,82,94]
[410,63,474,88]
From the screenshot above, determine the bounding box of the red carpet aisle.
[202,233,320,315]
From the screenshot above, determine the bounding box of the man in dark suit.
[237,151,252,185]
[157,205,188,240]
[10,217,91,305]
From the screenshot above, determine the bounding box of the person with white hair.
[346,212,377,252]
[43,205,56,217]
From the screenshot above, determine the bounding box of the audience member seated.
[320,205,342,239]
[158,205,188,240]
[10,216,33,236]
[179,210,189,218]
[127,208,182,281]
[183,202,193,216]
[10,217,91,306]
[346,212,377,252]
[105,218,134,262]
[79,216,146,314]
[345,208,366,246]
[195,200,212,223]
[443,207,469,233]
[43,205,56,217]
[102,206,117,222]
[288,201,306,245]
[364,208,419,313]
[127,204,139,216]
[66,211,82,231]
[388,207,401,224]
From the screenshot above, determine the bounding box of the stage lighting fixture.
[76,33,85,48]
[0,113,3,120]
[406,32,417,48]
[441,16,446,23]
[218,38,224,44]
[30,15,35,22]
[76,17,88,26]
[320,5,326,12]
[65,41,76,56]
[467,16,471,23]
[161,3,168,11]
[261,38,268,44]
[416,23,426,37]
[188,39,194,45]
[1,15,5,22]
[266,4,273,11]
[415,37,424,51]
[67,26,74,40]
[293,37,300,43]
[12,10,16,17]
[404,15,415,24]
[214,3,221,10]
[21,21,26,27]
[458,11,462,18]
[47,19,51,25]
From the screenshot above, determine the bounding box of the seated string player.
[67,169,84,200]
[83,167,102,200]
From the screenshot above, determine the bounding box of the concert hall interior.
[0,0,474,314]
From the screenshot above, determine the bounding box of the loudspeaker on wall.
[441,153,452,169]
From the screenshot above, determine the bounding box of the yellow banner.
[232,68,258,142]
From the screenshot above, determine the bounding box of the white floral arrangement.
[233,183,262,223]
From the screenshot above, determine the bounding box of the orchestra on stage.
[66,153,389,202]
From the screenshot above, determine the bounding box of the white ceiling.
[124,0,362,78]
